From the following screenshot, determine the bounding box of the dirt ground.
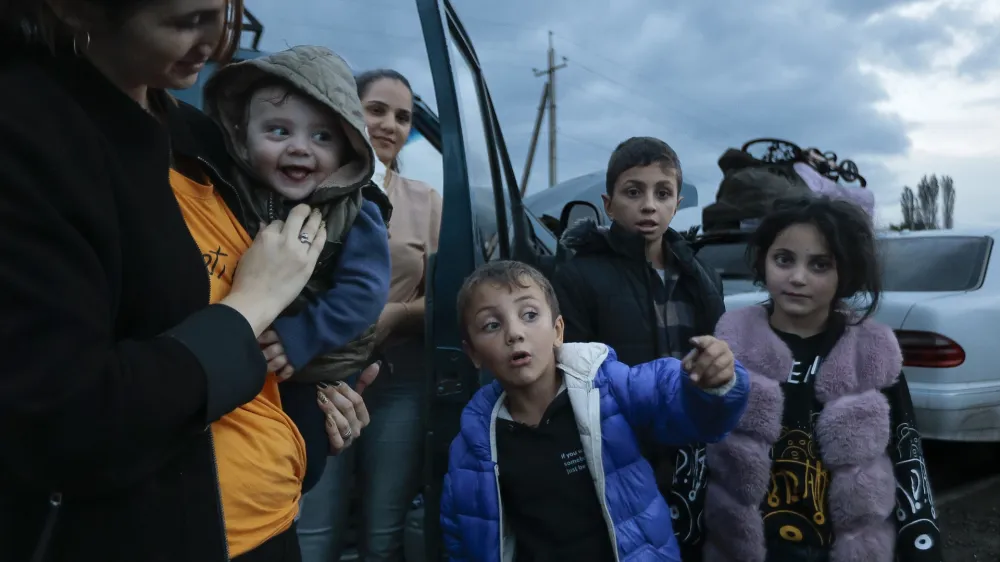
[926,441,1000,561]
[939,488,1000,561]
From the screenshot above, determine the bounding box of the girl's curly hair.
[746,195,882,322]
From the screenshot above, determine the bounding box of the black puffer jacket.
[551,220,725,366]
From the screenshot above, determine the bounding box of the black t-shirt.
[761,328,835,549]
[495,391,617,562]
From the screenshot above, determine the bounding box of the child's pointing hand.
[682,336,735,390]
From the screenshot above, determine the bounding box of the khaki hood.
[203,45,375,205]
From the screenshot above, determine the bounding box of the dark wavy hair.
[746,196,882,322]
[2,0,243,61]
[356,68,412,173]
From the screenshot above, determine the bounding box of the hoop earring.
[72,31,91,56]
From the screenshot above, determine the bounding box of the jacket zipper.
[264,191,328,275]
[583,385,621,562]
[643,264,666,357]
[203,249,230,562]
[191,159,233,561]
[29,492,63,562]
[196,156,253,228]
[489,399,507,562]
[493,464,505,562]
[595,451,621,561]
[208,429,231,561]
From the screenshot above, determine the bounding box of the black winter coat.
[0,49,265,561]
[550,219,726,557]
[551,220,725,366]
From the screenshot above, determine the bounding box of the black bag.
[701,145,811,232]
[701,139,868,233]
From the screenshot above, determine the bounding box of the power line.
[264,12,746,178]
[557,35,753,131]
[569,59,733,141]
[558,128,616,153]
[272,7,745,131]
[532,31,568,188]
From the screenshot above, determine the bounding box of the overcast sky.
[245,0,1000,229]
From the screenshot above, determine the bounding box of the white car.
[716,226,998,442]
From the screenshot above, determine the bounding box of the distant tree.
[941,175,956,229]
[900,186,917,230]
[916,175,940,229]
[895,174,956,231]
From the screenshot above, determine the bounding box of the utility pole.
[520,81,549,197]
[532,31,567,188]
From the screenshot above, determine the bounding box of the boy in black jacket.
[550,136,724,556]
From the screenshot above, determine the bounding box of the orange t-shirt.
[170,169,307,557]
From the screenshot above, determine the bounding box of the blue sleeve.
[272,199,390,370]
[440,471,467,562]
[611,356,750,446]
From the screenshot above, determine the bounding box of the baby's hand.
[682,336,735,390]
[259,329,295,381]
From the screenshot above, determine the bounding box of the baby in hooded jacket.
[203,45,391,493]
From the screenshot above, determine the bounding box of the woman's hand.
[317,362,381,454]
[222,205,327,336]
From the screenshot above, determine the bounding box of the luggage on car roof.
[701,138,872,233]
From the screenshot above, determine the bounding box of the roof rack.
[244,9,264,51]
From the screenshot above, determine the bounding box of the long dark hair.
[2,0,243,61]
[746,196,882,322]
[356,68,412,173]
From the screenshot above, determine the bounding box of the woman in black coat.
[0,1,372,560]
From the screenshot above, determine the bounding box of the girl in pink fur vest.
[696,197,941,562]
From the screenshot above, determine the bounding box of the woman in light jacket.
[298,68,442,561]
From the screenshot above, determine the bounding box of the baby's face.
[245,86,347,201]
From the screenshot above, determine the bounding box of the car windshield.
[879,236,991,292]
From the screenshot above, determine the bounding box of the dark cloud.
[246,0,935,206]
[863,13,955,72]
[469,0,911,200]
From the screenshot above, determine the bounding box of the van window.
[880,236,991,292]
[446,32,501,262]
[396,131,443,195]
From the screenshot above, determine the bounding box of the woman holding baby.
[0,1,376,561]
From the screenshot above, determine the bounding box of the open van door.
[414,0,546,559]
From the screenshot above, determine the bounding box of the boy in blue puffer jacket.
[442,260,750,562]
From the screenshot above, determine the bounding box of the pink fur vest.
[704,305,903,562]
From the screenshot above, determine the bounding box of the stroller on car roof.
[698,137,872,238]
[692,139,874,289]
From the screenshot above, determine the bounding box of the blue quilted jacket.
[440,342,750,562]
